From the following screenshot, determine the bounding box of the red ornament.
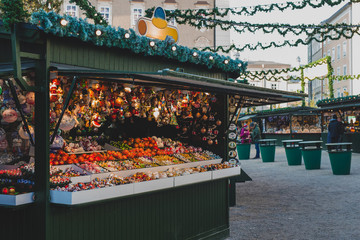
[2,187,8,194]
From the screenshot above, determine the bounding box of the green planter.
[302,149,321,170]
[237,143,251,160]
[329,151,352,175]
[260,145,275,162]
[285,147,302,166]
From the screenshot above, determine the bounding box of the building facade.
[61,0,219,49]
[308,2,360,102]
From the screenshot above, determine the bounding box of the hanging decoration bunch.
[30,11,246,75]
[145,0,348,18]
[69,0,107,26]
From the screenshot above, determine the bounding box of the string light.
[224,59,229,64]
[193,52,198,57]
[124,33,130,39]
[171,46,177,51]
[60,19,68,26]
[95,29,102,36]
[209,56,214,60]
[149,41,155,47]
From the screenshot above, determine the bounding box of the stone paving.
[227,146,360,240]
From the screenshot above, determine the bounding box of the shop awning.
[316,103,360,111]
[55,68,306,107]
[237,115,257,121]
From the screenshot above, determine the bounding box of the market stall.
[317,96,360,153]
[239,107,321,145]
[0,12,305,240]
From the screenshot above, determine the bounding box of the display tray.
[212,166,241,180]
[53,164,91,184]
[174,171,212,187]
[0,192,34,206]
[50,165,240,206]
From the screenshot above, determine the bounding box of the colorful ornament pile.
[0,163,35,194]
[52,163,233,192]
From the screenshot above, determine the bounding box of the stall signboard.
[136,7,179,43]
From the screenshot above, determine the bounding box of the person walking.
[240,124,250,144]
[250,122,261,159]
[327,114,341,143]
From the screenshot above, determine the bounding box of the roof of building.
[195,1,210,5]
[321,2,351,24]
[247,60,291,69]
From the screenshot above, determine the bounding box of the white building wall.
[351,3,360,95]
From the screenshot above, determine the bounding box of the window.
[343,65,347,75]
[337,45,340,60]
[332,48,335,62]
[99,6,111,25]
[327,50,330,57]
[323,53,326,58]
[343,41,347,57]
[337,89,340,98]
[132,8,144,26]
[337,67,341,76]
[271,83,277,90]
[65,4,78,17]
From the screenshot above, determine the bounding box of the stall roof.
[238,115,257,121]
[315,102,360,111]
[55,67,306,107]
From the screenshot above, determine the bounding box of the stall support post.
[34,39,51,240]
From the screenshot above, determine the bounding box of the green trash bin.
[326,143,352,175]
[299,141,322,170]
[259,139,276,162]
[237,140,251,160]
[282,139,303,166]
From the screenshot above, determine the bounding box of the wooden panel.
[49,38,228,79]
[8,179,228,240]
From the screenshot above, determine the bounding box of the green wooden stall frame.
[0,22,306,240]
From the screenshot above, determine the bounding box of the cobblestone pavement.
[227,146,360,240]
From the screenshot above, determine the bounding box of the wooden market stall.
[239,107,321,145]
[317,96,360,153]
[0,12,306,240]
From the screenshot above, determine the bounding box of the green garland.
[157,15,360,38]
[30,11,246,75]
[245,106,311,116]
[69,0,107,26]
[332,74,360,81]
[317,95,360,106]
[239,57,330,81]
[198,29,358,52]
[146,0,348,18]
[327,56,334,98]
[0,0,29,30]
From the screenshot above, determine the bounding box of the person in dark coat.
[327,114,341,143]
[337,116,345,142]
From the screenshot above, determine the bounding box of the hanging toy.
[91,112,102,128]
[59,113,78,131]
[26,92,35,105]
[216,120,222,126]
[50,80,59,102]
[18,124,34,140]
[2,108,18,123]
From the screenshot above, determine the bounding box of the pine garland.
[146,0,348,18]
[317,95,360,106]
[30,11,246,75]
[69,0,107,26]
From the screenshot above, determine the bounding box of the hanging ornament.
[200,127,206,134]
[202,115,208,121]
[207,139,213,145]
[2,109,18,123]
[195,112,201,118]
[26,92,35,105]
[18,124,34,140]
[216,120,222,126]
[59,113,78,131]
